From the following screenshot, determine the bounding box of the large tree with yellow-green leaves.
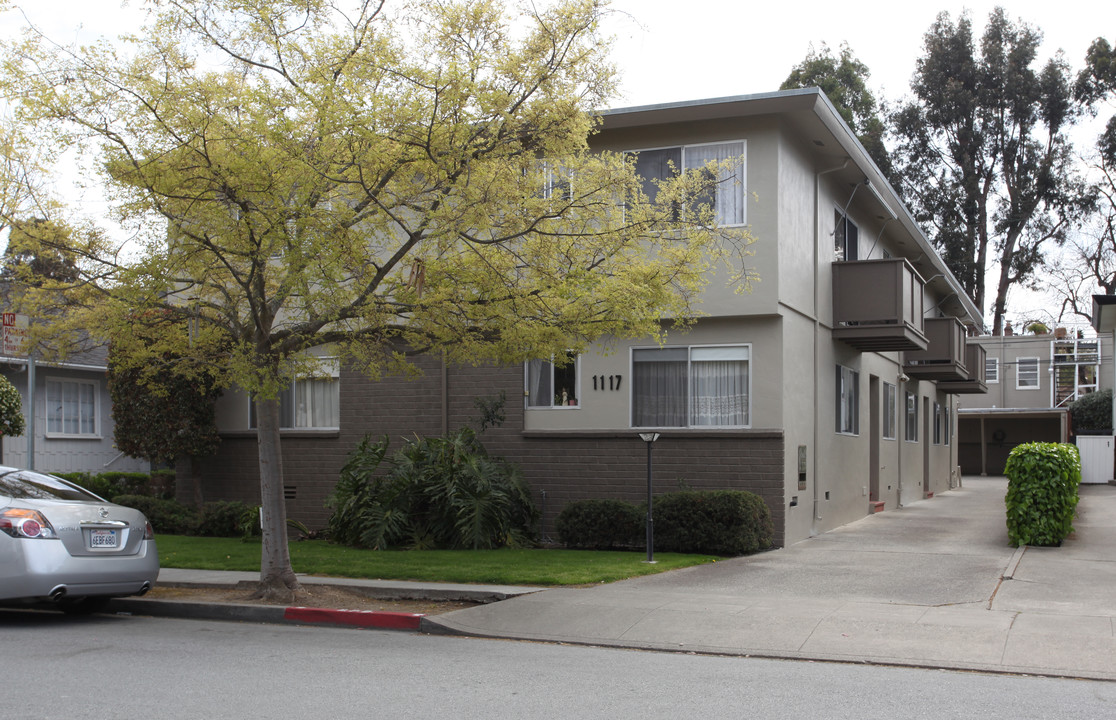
[0,0,753,599]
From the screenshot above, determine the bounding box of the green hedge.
[1004,442,1081,547]
[52,470,175,502]
[654,490,774,555]
[557,490,774,556]
[556,499,643,549]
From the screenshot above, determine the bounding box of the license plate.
[89,529,119,548]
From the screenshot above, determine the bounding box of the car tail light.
[143,521,155,540]
[0,508,59,539]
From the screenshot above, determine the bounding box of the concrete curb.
[107,597,425,631]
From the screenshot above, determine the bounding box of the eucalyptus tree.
[891,7,1083,334]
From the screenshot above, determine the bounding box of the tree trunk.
[253,396,300,601]
[175,454,205,508]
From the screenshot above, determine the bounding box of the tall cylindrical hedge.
[1003,442,1081,547]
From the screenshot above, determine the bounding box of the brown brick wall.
[196,359,789,547]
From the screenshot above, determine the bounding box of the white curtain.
[632,348,688,427]
[684,142,745,225]
[526,359,552,407]
[295,377,339,428]
[691,359,748,426]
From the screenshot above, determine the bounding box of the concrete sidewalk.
[426,478,1116,681]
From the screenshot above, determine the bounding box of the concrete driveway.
[426,477,1116,680]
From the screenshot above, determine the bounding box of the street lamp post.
[638,432,660,563]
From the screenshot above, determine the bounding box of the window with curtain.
[632,345,749,428]
[883,382,897,440]
[46,379,97,436]
[835,365,859,435]
[250,358,339,429]
[526,352,579,408]
[630,141,746,225]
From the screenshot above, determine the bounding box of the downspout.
[814,158,849,535]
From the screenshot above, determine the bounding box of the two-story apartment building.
[196,89,986,547]
[958,328,1112,475]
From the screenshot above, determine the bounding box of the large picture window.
[631,345,749,428]
[835,365,860,435]
[46,379,97,436]
[250,359,339,429]
[526,352,579,408]
[631,141,746,225]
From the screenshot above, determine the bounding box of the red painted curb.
[283,606,425,630]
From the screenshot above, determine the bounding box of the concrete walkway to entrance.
[427,478,1116,680]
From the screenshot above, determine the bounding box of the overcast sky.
[2,0,1112,327]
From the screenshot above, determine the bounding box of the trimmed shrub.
[112,494,199,535]
[1004,442,1081,547]
[328,428,539,550]
[1069,389,1112,435]
[653,490,774,556]
[556,499,643,549]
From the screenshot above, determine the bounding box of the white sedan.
[0,467,159,613]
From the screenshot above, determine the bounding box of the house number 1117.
[593,375,622,391]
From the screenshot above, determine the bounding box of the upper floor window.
[526,352,579,408]
[835,365,859,435]
[1017,357,1040,390]
[632,345,750,428]
[46,378,98,437]
[834,211,859,261]
[250,358,340,429]
[986,357,1000,384]
[631,141,746,226]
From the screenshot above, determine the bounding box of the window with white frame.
[250,358,340,429]
[883,382,897,440]
[835,365,859,435]
[526,352,579,408]
[631,141,746,225]
[834,211,859,261]
[986,357,999,384]
[631,345,750,428]
[1017,357,1040,389]
[905,391,918,442]
[46,379,98,436]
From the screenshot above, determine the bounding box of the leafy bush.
[556,499,643,549]
[1004,442,1081,547]
[328,428,538,550]
[0,374,26,437]
[196,500,255,538]
[653,490,774,556]
[112,494,199,535]
[1070,389,1112,434]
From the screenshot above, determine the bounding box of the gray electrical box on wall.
[798,445,807,490]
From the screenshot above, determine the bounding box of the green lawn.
[156,535,719,586]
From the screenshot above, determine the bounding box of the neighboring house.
[957,328,1112,476]
[196,89,986,547]
[0,344,150,474]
